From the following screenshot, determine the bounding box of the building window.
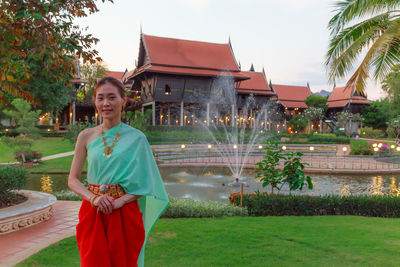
[165,84,172,95]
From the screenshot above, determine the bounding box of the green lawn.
[17,216,400,266]
[0,138,74,163]
[28,155,87,173]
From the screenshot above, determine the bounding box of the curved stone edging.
[0,190,56,235]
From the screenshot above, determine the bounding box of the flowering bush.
[13,149,42,163]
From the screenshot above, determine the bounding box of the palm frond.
[326,13,389,83]
[329,0,400,34]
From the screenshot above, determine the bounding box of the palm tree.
[326,0,400,95]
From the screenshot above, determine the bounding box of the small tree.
[80,62,108,101]
[387,116,400,145]
[303,107,324,133]
[256,140,313,194]
[288,115,307,133]
[3,98,41,138]
[126,110,152,133]
[304,95,328,112]
[337,111,361,137]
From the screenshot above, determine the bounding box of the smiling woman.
[67,76,169,267]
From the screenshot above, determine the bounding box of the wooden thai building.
[270,83,311,117]
[125,34,250,126]
[327,85,370,115]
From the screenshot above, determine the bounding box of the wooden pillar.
[160,107,163,126]
[167,106,171,126]
[264,110,267,129]
[206,103,210,126]
[72,101,76,124]
[152,101,155,126]
[231,104,235,127]
[180,102,184,126]
[250,109,253,128]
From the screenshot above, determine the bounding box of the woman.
[68,77,169,267]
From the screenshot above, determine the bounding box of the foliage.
[3,98,41,138]
[387,116,400,144]
[326,0,400,95]
[255,141,285,194]
[382,64,400,116]
[288,114,307,133]
[125,110,152,133]
[337,111,361,137]
[303,107,324,121]
[161,197,248,218]
[304,95,328,111]
[256,140,313,194]
[350,139,373,155]
[361,99,392,129]
[64,122,94,144]
[0,0,111,103]
[0,165,28,203]
[80,62,108,101]
[230,194,400,218]
[359,127,384,138]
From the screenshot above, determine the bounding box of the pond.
[25,167,400,203]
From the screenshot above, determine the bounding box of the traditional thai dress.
[76,123,169,267]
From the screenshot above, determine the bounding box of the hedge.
[230,193,400,217]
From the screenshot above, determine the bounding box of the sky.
[76,0,387,100]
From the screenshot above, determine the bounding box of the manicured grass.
[0,138,74,163]
[28,156,87,173]
[17,216,400,266]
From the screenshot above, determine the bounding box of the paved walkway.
[0,151,75,166]
[0,201,81,267]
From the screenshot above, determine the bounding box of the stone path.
[0,151,74,165]
[0,201,81,267]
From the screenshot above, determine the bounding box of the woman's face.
[95,83,126,120]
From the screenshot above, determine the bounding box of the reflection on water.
[24,168,400,203]
[40,175,53,193]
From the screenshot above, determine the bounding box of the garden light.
[397,147,400,152]
[181,144,185,149]
[309,146,314,151]
[373,143,377,147]
[378,143,382,148]
[374,147,379,152]
[208,144,212,149]
[233,145,238,149]
[258,145,263,149]
[391,145,395,149]
[5,129,8,132]
[282,146,287,150]
[342,147,347,152]
[47,129,51,132]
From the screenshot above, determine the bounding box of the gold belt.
[88,184,126,199]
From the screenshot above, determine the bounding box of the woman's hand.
[94,195,114,214]
[112,198,126,210]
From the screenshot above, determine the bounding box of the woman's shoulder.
[78,126,101,146]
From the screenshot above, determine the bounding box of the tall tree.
[382,64,400,116]
[304,95,328,112]
[0,0,111,104]
[326,0,400,95]
[80,62,108,101]
[362,99,392,129]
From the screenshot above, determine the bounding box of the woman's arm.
[68,129,114,214]
[113,194,142,210]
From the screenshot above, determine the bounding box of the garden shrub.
[230,194,400,218]
[0,165,28,204]
[350,139,373,155]
[161,197,248,218]
[359,127,384,138]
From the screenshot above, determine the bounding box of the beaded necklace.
[101,124,122,158]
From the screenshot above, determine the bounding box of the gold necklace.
[101,124,122,158]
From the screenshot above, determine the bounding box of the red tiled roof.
[105,71,125,80]
[278,100,308,109]
[271,84,311,109]
[327,85,370,108]
[143,35,240,71]
[236,71,275,96]
[132,64,249,79]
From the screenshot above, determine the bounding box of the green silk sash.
[86,123,169,266]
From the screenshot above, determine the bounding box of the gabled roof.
[105,71,125,81]
[236,71,275,96]
[128,34,248,81]
[271,84,311,109]
[327,85,370,108]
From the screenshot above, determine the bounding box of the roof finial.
[249,63,255,72]
[228,35,231,45]
[140,24,143,35]
[262,67,266,76]
[238,61,241,70]
[307,81,310,89]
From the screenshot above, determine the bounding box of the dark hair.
[94,77,126,99]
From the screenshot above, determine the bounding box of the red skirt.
[76,200,145,267]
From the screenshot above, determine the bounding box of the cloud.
[176,0,211,13]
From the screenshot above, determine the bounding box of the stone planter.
[0,190,56,235]
[23,162,34,168]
